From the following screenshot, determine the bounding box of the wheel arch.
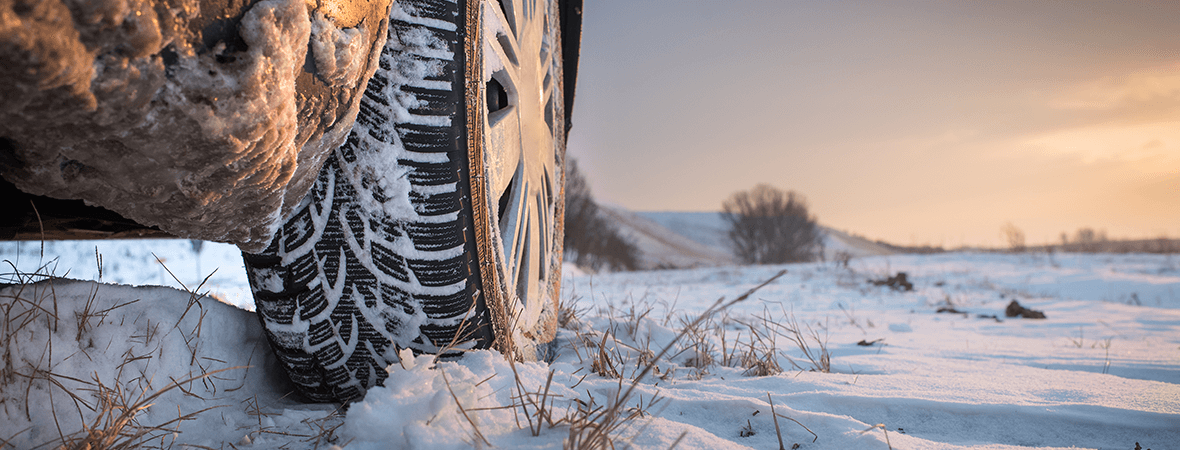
[559,0,583,137]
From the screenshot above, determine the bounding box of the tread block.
[314,344,346,373]
[390,22,459,58]
[408,254,466,287]
[288,252,319,288]
[242,252,280,269]
[338,136,360,164]
[419,322,488,349]
[400,86,456,116]
[323,364,350,386]
[380,284,414,314]
[357,319,391,351]
[318,246,343,288]
[343,205,367,243]
[405,220,464,251]
[333,385,363,402]
[399,159,459,186]
[416,290,470,316]
[300,288,331,322]
[372,243,411,282]
[330,305,356,346]
[281,206,314,252]
[275,354,323,386]
[310,159,335,208]
[409,190,459,216]
[396,0,457,22]
[361,73,391,106]
[396,124,452,153]
[360,102,398,144]
[347,353,373,386]
[256,297,297,324]
[308,319,334,346]
[370,218,403,241]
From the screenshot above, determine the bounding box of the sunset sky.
[564,0,1180,247]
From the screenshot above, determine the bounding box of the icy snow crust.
[2,244,1178,449]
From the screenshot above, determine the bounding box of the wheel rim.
[480,0,561,340]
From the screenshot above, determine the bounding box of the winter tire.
[243,0,568,403]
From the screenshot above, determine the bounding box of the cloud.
[1053,63,1180,110]
[1020,120,1180,171]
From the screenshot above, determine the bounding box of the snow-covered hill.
[598,207,738,269]
[603,208,895,269]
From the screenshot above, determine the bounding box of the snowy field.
[2,240,1178,449]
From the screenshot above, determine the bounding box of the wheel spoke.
[486,107,521,199]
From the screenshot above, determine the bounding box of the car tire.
[242,0,566,403]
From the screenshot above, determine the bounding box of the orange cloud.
[1053,63,1180,110]
[1021,121,1180,173]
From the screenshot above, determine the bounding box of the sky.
[564,0,1180,247]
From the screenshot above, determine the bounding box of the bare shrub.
[1001,222,1026,253]
[1066,227,1107,252]
[721,185,821,264]
[563,159,641,271]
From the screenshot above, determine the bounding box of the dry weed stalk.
[155,256,256,398]
[735,319,783,377]
[679,315,717,375]
[440,369,492,446]
[766,310,831,373]
[558,296,589,330]
[768,393,786,450]
[860,423,894,449]
[503,355,568,438]
[588,330,623,379]
[767,393,817,445]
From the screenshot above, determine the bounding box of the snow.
[2,240,1178,449]
[309,11,368,87]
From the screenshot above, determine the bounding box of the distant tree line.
[1056,227,1176,253]
[563,159,640,271]
[1002,224,1176,254]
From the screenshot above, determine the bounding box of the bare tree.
[1071,227,1108,252]
[563,159,640,271]
[1001,222,1026,253]
[721,184,821,264]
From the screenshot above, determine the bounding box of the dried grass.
[45,368,237,450]
[561,270,789,449]
[1,249,247,450]
[766,310,831,373]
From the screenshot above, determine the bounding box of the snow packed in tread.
[242,0,492,403]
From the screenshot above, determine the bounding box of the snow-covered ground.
[2,240,1178,449]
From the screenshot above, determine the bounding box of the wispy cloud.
[1020,120,1180,172]
[1053,63,1180,111]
